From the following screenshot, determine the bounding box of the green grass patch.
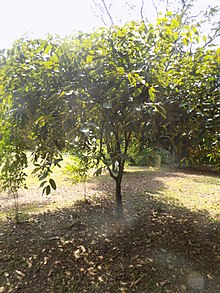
[1,161,220,223]
[155,172,220,219]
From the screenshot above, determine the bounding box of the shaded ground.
[0,168,220,292]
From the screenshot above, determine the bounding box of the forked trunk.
[108,157,126,220]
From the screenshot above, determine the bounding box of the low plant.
[64,152,94,201]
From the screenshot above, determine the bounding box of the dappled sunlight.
[0,0,219,289]
[125,166,157,173]
[187,271,205,291]
[0,179,107,219]
[152,171,220,220]
[1,168,220,292]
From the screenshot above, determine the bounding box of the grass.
[1,160,220,221]
[153,171,220,219]
[0,153,112,221]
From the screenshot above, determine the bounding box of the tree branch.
[140,0,145,21]
[91,0,107,26]
[101,0,114,26]
[165,0,169,12]
[124,131,132,154]
[140,0,148,31]
[204,32,220,48]
[152,0,158,17]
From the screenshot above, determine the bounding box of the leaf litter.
[0,167,220,292]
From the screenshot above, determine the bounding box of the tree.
[0,4,219,221]
[65,23,166,219]
[156,39,220,166]
[63,11,211,218]
[0,37,74,219]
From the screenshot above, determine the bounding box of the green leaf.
[182,38,188,46]
[128,73,136,87]
[82,39,92,48]
[39,180,47,188]
[216,47,220,55]
[154,103,166,119]
[46,185,51,195]
[49,178,57,190]
[171,18,180,28]
[53,158,63,165]
[166,11,173,16]
[117,67,125,75]
[93,167,103,177]
[133,87,142,97]
[202,35,207,43]
[32,167,40,175]
[44,44,52,55]
[149,87,156,102]
[86,55,93,64]
[87,122,99,129]
[39,172,48,181]
[117,30,126,37]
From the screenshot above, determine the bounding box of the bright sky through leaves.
[0,0,219,49]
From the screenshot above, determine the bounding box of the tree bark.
[115,177,124,220]
[113,157,126,220]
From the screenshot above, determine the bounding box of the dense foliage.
[0,7,219,218]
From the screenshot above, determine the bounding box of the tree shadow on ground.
[179,166,220,177]
[0,169,220,293]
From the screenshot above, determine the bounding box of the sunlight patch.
[187,271,204,290]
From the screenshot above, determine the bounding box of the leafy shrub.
[64,156,89,184]
[134,148,157,167]
[157,148,175,166]
[130,147,175,167]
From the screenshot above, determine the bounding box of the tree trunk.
[108,157,126,220]
[115,178,125,220]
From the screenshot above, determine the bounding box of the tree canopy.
[0,5,219,218]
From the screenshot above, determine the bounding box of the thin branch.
[101,0,114,26]
[100,145,117,180]
[140,0,145,21]
[152,0,158,17]
[106,160,117,180]
[124,131,132,154]
[140,0,148,31]
[90,0,107,26]
[99,120,105,159]
[204,32,220,48]
[165,0,169,12]
[188,11,204,20]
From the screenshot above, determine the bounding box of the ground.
[0,166,220,292]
